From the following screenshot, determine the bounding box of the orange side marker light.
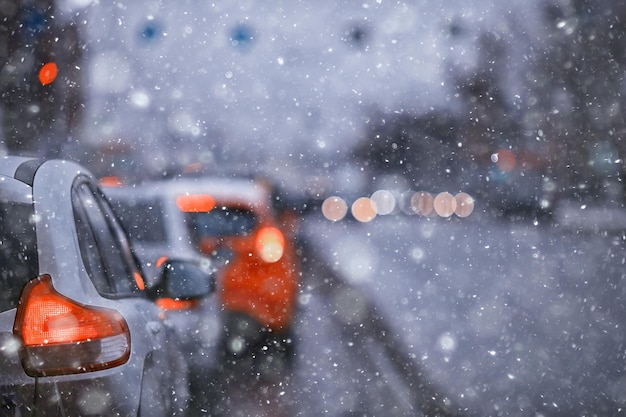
[99,176,124,187]
[156,256,168,268]
[156,298,198,311]
[133,272,145,291]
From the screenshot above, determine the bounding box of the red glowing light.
[39,62,58,86]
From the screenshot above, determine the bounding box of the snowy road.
[193,208,626,416]
[301,209,626,416]
[201,237,448,417]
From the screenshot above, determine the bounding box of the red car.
[107,175,301,367]
[179,177,300,362]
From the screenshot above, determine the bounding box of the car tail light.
[98,176,124,187]
[256,226,285,263]
[13,275,130,377]
[176,194,215,212]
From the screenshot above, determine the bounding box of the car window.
[185,206,257,241]
[109,197,167,244]
[73,180,142,296]
[0,201,38,311]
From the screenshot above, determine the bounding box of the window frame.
[72,177,144,298]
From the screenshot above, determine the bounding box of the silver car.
[104,181,223,414]
[0,156,211,416]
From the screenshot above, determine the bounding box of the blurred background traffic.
[2,0,625,216]
[2,1,626,416]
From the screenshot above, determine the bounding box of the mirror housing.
[150,258,215,301]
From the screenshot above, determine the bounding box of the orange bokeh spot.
[256,227,285,263]
[351,197,376,223]
[454,192,475,218]
[39,62,58,85]
[433,192,457,217]
[322,196,348,221]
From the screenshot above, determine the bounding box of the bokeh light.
[138,19,164,43]
[322,196,348,221]
[38,62,58,85]
[256,227,285,263]
[323,189,476,221]
[370,189,396,215]
[411,191,434,216]
[78,388,111,415]
[398,191,416,215]
[0,335,20,356]
[230,23,255,49]
[130,90,150,108]
[437,332,457,353]
[351,197,376,223]
[454,192,475,217]
[433,192,457,217]
[492,148,516,172]
[65,0,94,7]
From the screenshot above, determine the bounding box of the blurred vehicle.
[0,156,212,417]
[464,148,559,220]
[105,175,300,368]
[104,183,221,413]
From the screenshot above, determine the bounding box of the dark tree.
[525,0,626,199]
[353,0,626,206]
[0,0,84,156]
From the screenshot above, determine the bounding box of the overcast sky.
[75,0,545,184]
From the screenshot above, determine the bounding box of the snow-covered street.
[301,209,626,416]
[199,207,626,416]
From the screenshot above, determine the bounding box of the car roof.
[109,176,272,205]
[1,156,94,186]
[0,156,41,183]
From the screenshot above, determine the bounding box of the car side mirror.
[150,258,215,300]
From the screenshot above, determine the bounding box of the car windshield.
[3,0,626,416]
[0,201,38,311]
[185,207,257,240]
